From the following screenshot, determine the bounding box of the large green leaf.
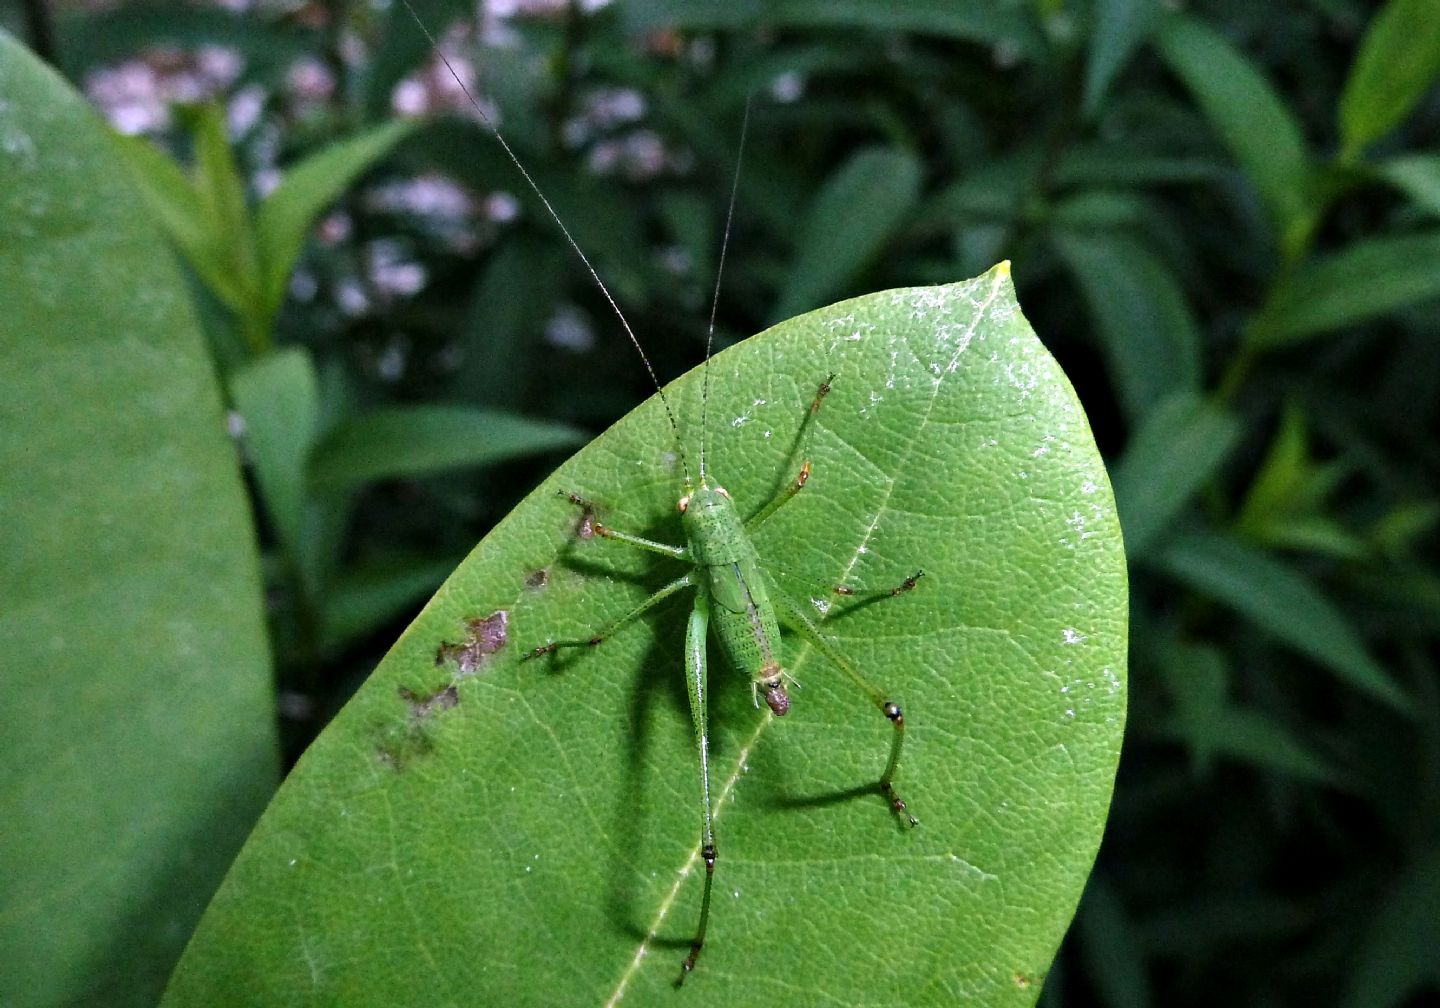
[164,265,1126,1006]
[0,32,277,1008]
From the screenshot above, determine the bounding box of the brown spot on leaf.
[374,721,435,772]
[576,508,599,540]
[525,568,549,590]
[435,609,509,677]
[400,683,459,719]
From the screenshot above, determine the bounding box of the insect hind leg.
[771,590,919,827]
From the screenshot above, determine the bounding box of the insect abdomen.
[681,484,790,715]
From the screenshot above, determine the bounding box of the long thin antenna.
[398,0,691,483]
[698,94,751,483]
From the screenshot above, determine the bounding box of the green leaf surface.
[1156,14,1312,246]
[772,146,922,321]
[230,348,321,582]
[1342,845,1440,1008]
[1082,0,1164,117]
[1373,153,1440,217]
[1155,531,1408,711]
[308,404,587,493]
[1372,153,1440,217]
[318,553,460,656]
[1111,392,1240,555]
[190,103,261,310]
[255,119,418,321]
[1051,232,1202,419]
[1249,230,1440,347]
[1338,0,1440,159]
[0,32,277,1008]
[620,0,1045,57]
[164,266,1127,1006]
[1158,707,1347,786]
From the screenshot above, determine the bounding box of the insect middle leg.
[522,571,695,659]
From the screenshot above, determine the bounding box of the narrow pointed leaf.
[1250,230,1440,347]
[1155,530,1408,711]
[1082,0,1164,116]
[1338,0,1440,159]
[1112,392,1240,555]
[307,404,586,493]
[772,146,922,321]
[190,103,261,309]
[1051,232,1202,419]
[620,0,1045,57]
[1156,14,1311,241]
[1373,153,1440,218]
[255,119,419,320]
[230,348,320,572]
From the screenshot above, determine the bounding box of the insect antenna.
[398,0,692,484]
[698,94,751,485]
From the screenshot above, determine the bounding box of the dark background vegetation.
[7,0,1439,1004]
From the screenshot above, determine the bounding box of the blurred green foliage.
[5,0,1440,1003]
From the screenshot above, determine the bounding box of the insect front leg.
[678,585,717,985]
[559,492,688,559]
[744,374,836,530]
[522,572,695,659]
[772,590,919,827]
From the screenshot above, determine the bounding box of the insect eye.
[677,495,690,512]
[715,486,731,501]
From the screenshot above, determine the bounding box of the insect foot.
[882,701,919,827]
[559,491,604,539]
[676,842,719,987]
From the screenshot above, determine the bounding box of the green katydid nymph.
[402,0,926,984]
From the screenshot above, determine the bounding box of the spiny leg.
[833,569,926,601]
[521,572,695,659]
[678,587,717,985]
[763,566,925,622]
[744,374,836,531]
[772,590,918,826]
